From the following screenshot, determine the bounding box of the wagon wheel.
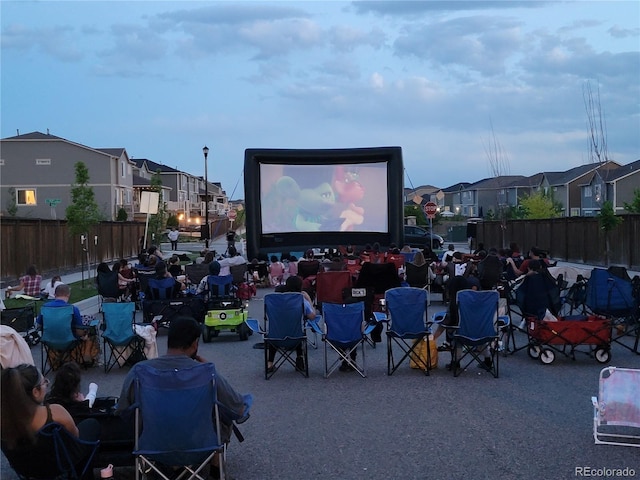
[594,347,611,364]
[527,344,541,359]
[539,348,555,364]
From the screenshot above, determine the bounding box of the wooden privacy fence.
[0,217,234,282]
[476,215,639,270]
[0,219,145,282]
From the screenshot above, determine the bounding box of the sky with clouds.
[2,1,639,199]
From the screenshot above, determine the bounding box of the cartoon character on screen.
[295,181,336,231]
[332,166,365,231]
[262,176,301,232]
[264,176,335,231]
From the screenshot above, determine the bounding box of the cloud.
[1,23,83,62]
[98,24,169,64]
[351,1,548,16]
[327,25,386,52]
[608,25,640,38]
[393,16,523,76]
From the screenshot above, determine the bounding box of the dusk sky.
[2,1,639,199]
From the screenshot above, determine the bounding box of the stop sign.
[424,202,438,219]
[227,210,237,220]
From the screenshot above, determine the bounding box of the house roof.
[466,175,527,190]
[97,148,126,157]
[133,158,180,174]
[602,159,640,182]
[547,161,620,186]
[2,131,69,141]
[442,182,471,192]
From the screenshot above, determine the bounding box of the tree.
[519,191,561,219]
[583,81,610,164]
[147,170,168,242]
[483,120,510,246]
[166,214,179,228]
[597,200,622,266]
[116,207,128,221]
[6,187,17,216]
[623,188,640,214]
[65,162,101,236]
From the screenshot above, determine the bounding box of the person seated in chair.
[145,261,185,299]
[1,364,100,479]
[195,261,230,299]
[36,284,84,333]
[37,284,99,367]
[217,246,247,276]
[115,316,251,468]
[269,276,316,373]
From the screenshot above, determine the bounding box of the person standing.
[168,227,179,251]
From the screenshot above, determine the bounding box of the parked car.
[403,225,444,249]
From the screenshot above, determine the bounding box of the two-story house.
[580,159,640,216]
[0,132,135,220]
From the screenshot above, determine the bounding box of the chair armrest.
[245,318,265,335]
[431,311,447,324]
[372,312,388,323]
[363,323,377,335]
[498,315,510,327]
[306,318,324,335]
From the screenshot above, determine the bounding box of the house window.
[35,158,51,165]
[0,159,5,166]
[17,189,37,205]
[121,161,126,178]
[584,188,592,198]
[570,208,581,217]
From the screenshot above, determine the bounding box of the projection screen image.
[260,162,388,234]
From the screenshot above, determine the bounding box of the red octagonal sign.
[424,202,438,219]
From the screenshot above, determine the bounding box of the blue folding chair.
[207,275,240,308]
[245,292,309,379]
[40,305,82,375]
[102,302,146,373]
[147,276,178,300]
[451,289,510,378]
[2,421,100,480]
[383,287,433,375]
[133,362,226,480]
[321,302,374,378]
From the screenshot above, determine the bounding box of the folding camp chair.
[147,276,179,300]
[592,367,640,447]
[585,268,639,355]
[1,302,40,346]
[133,362,226,480]
[1,422,100,480]
[102,302,146,373]
[245,292,310,379]
[321,302,374,378]
[356,262,402,344]
[97,269,121,307]
[40,305,82,375]
[451,289,509,378]
[315,270,353,313]
[383,287,433,376]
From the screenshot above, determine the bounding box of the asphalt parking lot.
[3,238,640,480]
[3,283,640,480]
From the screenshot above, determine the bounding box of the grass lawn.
[3,279,98,314]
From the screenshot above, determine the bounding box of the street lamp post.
[203,145,210,248]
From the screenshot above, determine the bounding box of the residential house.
[540,161,620,217]
[458,175,527,218]
[0,131,134,220]
[581,159,640,216]
[441,182,471,216]
[131,159,229,227]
